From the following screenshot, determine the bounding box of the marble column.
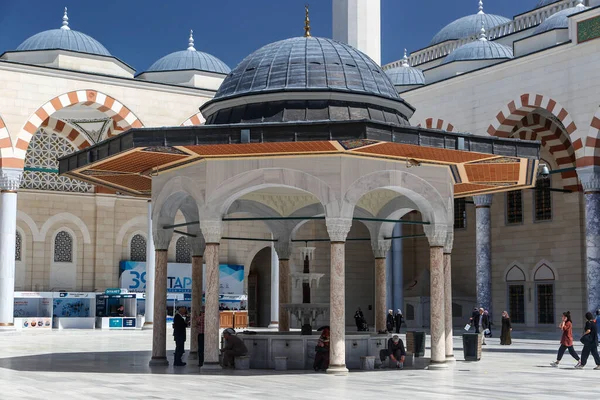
[443,252,454,360]
[373,240,391,333]
[268,245,279,328]
[200,221,222,371]
[430,246,446,365]
[578,166,600,312]
[392,223,404,312]
[0,169,21,330]
[326,218,352,375]
[149,249,168,366]
[474,194,493,314]
[144,201,156,328]
[275,241,292,332]
[189,255,204,359]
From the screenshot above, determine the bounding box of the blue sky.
[0,0,535,71]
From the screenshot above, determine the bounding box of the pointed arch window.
[534,263,555,325]
[130,234,147,262]
[506,265,526,323]
[176,236,191,263]
[54,231,73,263]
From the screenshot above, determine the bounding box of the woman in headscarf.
[394,309,403,334]
[313,327,330,371]
[500,311,512,345]
[386,310,395,333]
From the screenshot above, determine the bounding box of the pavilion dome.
[214,36,400,101]
[145,31,230,75]
[429,1,511,46]
[16,8,111,57]
[534,1,588,34]
[443,26,513,64]
[385,50,425,86]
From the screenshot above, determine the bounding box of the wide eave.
[59,120,540,198]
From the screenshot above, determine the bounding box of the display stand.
[53,292,96,329]
[13,292,53,330]
[95,290,143,330]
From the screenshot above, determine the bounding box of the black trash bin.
[406,331,426,357]
[463,333,482,361]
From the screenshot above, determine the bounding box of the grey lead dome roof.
[536,0,561,8]
[534,3,588,34]
[146,50,230,74]
[430,13,511,46]
[17,29,111,56]
[214,37,400,101]
[444,37,513,64]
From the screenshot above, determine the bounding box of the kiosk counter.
[52,292,96,329]
[13,292,53,330]
[95,292,144,329]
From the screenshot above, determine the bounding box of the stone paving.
[0,328,597,399]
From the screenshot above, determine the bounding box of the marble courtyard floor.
[0,328,596,399]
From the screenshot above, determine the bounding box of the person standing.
[500,311,512,345]
[550,311,580,368]
[473,308,490,345]
[195,306,205,367]
[596,310,600,342]
[386,309,395,333]
[173,306,188,366]
[354,307,364,331]
[395,309,403,334]
[313,327,331,371]
[576,312,600,369]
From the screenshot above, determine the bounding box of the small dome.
[536,0,561,8]
[214,36,400,101]
[444,27,513,64]
[145,31,230,74]
[430,2,511,46]
[16,8,110,57]
[534,2,588,34]
[385,50,425,86]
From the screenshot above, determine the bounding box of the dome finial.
[479,20,487,41]
[576,0,585,8]
[188,29,196,51]
[61,7,70,30]
[304,4,311,38]
[478,0,484,15]
[402,49,409,67]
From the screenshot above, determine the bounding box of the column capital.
[274,239,293,260]
[326,217,353,242]
[473,194,493,207]
[444,229,454,254]
[199,220,222,244]
[0,168,22,191]
[577,166,600,192]
[371,239,391,259]
[424,224,449,248]
[189,234,206,257]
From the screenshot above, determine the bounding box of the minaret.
[332,0,381,65]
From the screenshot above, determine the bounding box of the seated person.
[379,335,406,369]
[313,327,330,371]
[116,305,125,317]
[220,328,248,368]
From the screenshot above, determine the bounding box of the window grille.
[506,190,523,224]
[54,231,73,263]
[176,236,192,263]
[130,234,147,262]
[534,177,552,221]
[454,198,466,229]
[15,231,22,261]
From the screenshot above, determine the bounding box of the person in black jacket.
[576,311,600,369]
[472,308,490,345]
[379,335,406,369]
[386,309,395,333]
[173,306,188,366]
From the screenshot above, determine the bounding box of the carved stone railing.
[382,0,580,70]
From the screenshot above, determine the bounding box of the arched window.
[176,236,191,263]
[54,231,73,263]
[506,265,526,324]
[15,231,22,261]
[22,129,94,193]
[130,234,147,262]
[534,263,555,325]
[534,161,552,221]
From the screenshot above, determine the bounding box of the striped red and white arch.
[417,118,456,132]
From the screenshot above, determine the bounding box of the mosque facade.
[0,0,598,334]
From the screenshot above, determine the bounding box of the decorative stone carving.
[371,239,391,259]
[274,240,293,260]
[473,194,493,207]
[578,166,600,192]
[188,234,206,257]
[326,218,352,242]
[300,247,316,261]
[423,224,448,248]
[444,228,454,255]
[199,220,222,244]
[290,272,325,289]
[0,168,23,191]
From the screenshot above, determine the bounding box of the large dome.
[16,9,110,57]
[444,28,513,64]
[430,5,511,46]
[214,36,400,101]
[145,31,230,74]
[534,2,588,34]
[536,0,561,8]
[385,51,425,86]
